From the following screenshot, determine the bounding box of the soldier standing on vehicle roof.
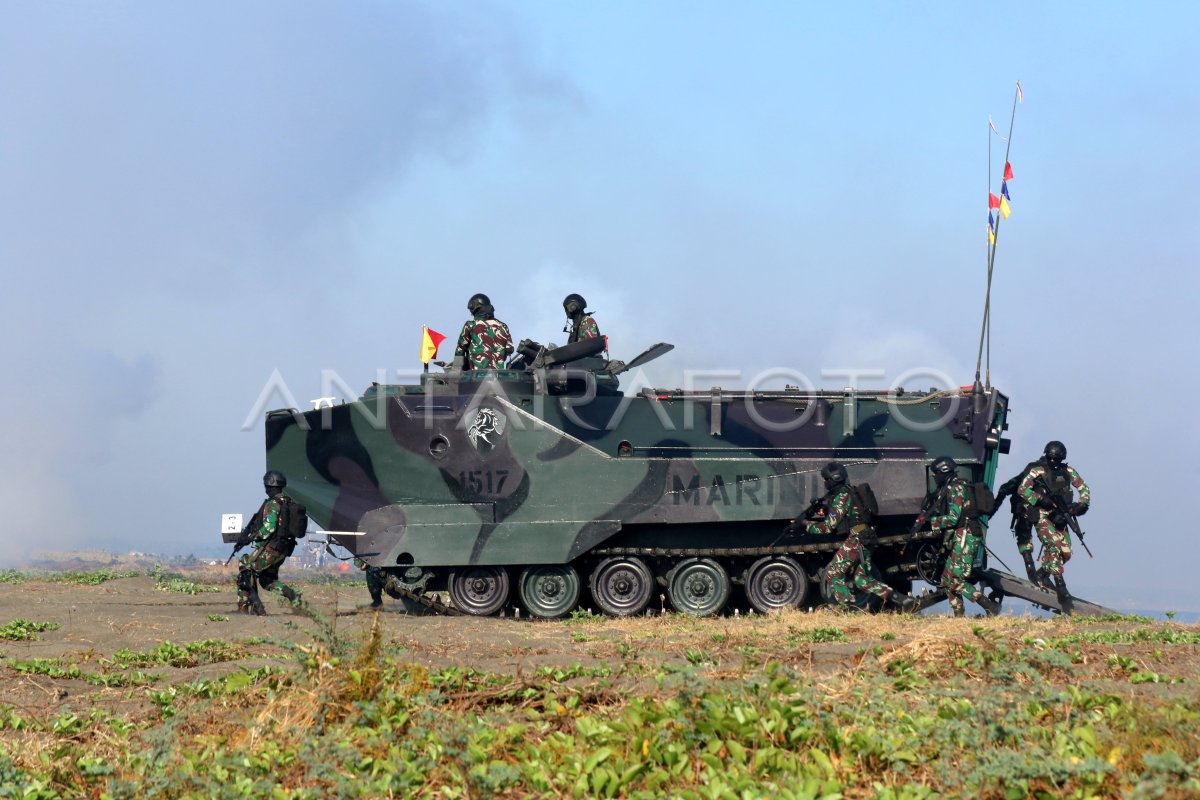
[995,455,1047,582]
[802,463,917,613]
[924,457,1001,618]
[235,471,302,615]
[563,293,602,345]
[1018,441,1091,614]
[455,293,514,370]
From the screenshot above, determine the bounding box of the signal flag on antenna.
[421,326,447,364]
[1004,161,1014,181]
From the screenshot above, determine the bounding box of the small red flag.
[989,193,1001,210]
[420,326,447,364]
[1016,80,1024,103]
[1004,162,1014,181]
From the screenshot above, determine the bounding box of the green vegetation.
[207,613,230,622]
[0,585,1196,797]
[0,619,60,641]
[151,564,223,595]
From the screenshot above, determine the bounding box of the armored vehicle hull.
[265,352,1010,617]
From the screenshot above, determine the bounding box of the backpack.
[269,498,308,554]
[850,483,880,522]
[964,481,996,519]
[284,498,309,539]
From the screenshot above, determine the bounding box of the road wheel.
[518,565,581,619]
[448,566,510,616]
[667,557,730,617]
[745,556,808,613]
[590,556,653,617]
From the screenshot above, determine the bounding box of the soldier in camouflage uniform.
[1018,440,1090,613]
[803,463,917,612]
[455,293,514,370]
[353,557,403,608]
[995,456,1046,581]
[924,457,1000,617]
[236,470,302,615]
[563,293,602,345]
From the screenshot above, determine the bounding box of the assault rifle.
[802,496,828,521]
[1036,479,1094,559]
[225,529,253,566]
[909,491,939,535]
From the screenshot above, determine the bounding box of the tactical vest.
[827,485,865,533]
[933,478,975,525]
[1040,464,1073,503]
[568,314,593,344]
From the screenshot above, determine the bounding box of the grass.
[0,574,1197,797]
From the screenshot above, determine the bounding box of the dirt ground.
[3,573,1199,726]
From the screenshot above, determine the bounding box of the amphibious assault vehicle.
[257,337,1022,618]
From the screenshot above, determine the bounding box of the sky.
[2,1,1197,610]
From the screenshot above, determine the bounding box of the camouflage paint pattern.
[263,352,1010,613]
[1018,464,1090,578]
[455,315,515,370]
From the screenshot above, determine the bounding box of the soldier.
[1018,441,1091,613]
[235,470,302,615]
[455,293,514,370]
[924,456,1001,617]
[995,455,1045,581]
[803,462,917,612]
[354,557,403,609]
[563,293,602,344]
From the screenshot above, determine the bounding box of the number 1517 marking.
[458,470,509,495]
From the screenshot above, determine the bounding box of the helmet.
[820,462,848,490]
[930,456,957,485]
[467,293,490,315]
[563,293,587,317]
[263,470,287,489]
[1043,440,1067,465]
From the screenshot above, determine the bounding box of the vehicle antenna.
[974,81,1021,391]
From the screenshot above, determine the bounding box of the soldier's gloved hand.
[1051,512,1068,528]
[1070,503,1088,516]
[1037,497,1054,510]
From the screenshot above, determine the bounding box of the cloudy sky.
[2,2,1196,610]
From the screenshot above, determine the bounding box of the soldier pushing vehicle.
[799,462,917,613]
[1017,440,1091,614]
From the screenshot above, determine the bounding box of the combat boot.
[976,595,1001,616]
[281,586,300,604]
[1053,576,1074,615]
[369,592,383,609]
[952,607,965,618]
[1035,568,1053,590]
[894,594,918,613]
[250,595,267,616]
[1021,552,1039,583]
